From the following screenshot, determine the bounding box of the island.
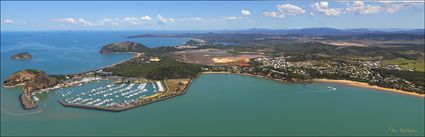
[11,52,32,60]
[3,30,425,112]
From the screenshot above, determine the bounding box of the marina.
[47,80,167,111]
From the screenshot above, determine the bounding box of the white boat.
[33,96,39,101]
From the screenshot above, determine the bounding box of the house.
[149,57,161,62]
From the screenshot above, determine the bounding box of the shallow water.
[1,32,424,136]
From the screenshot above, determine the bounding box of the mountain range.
[220,28,425,35]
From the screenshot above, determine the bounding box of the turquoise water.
[1,32,424,136]
[1,31,190,75]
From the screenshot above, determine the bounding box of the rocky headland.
[184,39,203,45]
[100,41,151,54]
[3,69,59,109]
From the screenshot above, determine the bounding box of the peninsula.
[3,69,59,109]
[100,41,151,54]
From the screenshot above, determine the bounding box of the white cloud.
[241,9,251,17]
[311,1,343,16]
[117,16,153,25]
[262,4,305,18]
[3,19,27,24]
[381,1,424,14]
[141,16,152,21]
[4,19,15,23]
[224,16,239,20]
[175,17,205,22]
[51,16,155,26]
[99,18,119,26]
[176,16,243,23]
[77,18,94,26]
[157,15,175,24]
[50,17,94,26]
[309,1,422,16]
[262,11,283,18]
[344,1,423,15]
[194,17,204,22]
[345,1,383,15]
[50,18,77,24]
[120,17,143,25]
[277,4,306,15]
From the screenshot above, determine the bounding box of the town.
[201,55,424,94]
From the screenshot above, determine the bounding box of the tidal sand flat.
[2,74,424,136]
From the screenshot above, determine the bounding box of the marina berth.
[58,79,192,112]
[58,81,157,109]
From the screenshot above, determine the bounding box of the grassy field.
[382,58,425,72]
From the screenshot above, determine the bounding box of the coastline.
[201,71,232,74]
[201,72,288,84]
[312,79,425,98]
[101,52,141,69]
[7,51,424,111]
[200,72,424,98]
[3,52,141,110]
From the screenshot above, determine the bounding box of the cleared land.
[173,48,264,66]
[382,58,425,72]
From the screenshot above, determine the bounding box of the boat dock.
[58,79,191,112]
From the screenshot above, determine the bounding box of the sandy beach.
[201,71,232,74]
[201,72,424,98]
[312,79,425,98]
[104,52,141,68]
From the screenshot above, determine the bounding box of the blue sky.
[1,1,424,31]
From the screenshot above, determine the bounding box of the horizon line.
[1,27,424,32]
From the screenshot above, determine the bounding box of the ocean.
[1,31,424,136]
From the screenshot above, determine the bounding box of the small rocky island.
[100,41,151,54]
[3,69,59,109]
[11,52,32,60]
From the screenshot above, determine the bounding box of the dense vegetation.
[248,58,263,66]
[100,41,151,54]
[105,57,202,80]
[372,68,425,87]
[185,40,202,45]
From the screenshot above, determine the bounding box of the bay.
[1,32,423,136]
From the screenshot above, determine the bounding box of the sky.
[1,1,424,31]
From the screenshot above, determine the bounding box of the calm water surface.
[1,32,424,136]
